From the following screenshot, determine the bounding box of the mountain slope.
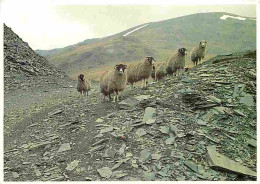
[36,12,256,76]
[4,24,69,91]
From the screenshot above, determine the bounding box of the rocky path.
[4,51,257,181]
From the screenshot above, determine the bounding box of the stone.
[35,169,42,177]
[142,107,156,123]
[247,139,256,148]
[165,137,175,145]
[66,160,80,171]
[208,96,221,103]
[151,153,161,160]
[85,177,93,181]
[49,109,63,116]
[118,143,126,155]
[96,118,104,123]
[136,128,147,137]
[184,161,199,173]
[240,94,255,107]
[102,146,116,158]
[118,98,139,109]
[159,126,170,134]
[100,126,113,134]
[140,149,151,161]
[97,167,113,179]
[207,146,257,177]
[142,172,155,181]
[197,119,207,126]
[12,172,20,179]
[57,143,71,153]
[212,107,226,114]
[134,95,151,101]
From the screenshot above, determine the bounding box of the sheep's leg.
[117,91,121,101]
[113,92,117,102]
[87,91,89,97]
[109,93,112,101]
[179,69,184,78]
[117,92,120,101]
[130,83,134,90]
[144,79,146,88]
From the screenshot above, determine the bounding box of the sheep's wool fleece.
[155,62,167,80]
[127,59,153,84]
[77,78,91,92]
[100,69,127,95]
[191,46,206,61]
[166,53,186,72]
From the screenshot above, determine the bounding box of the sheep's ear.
[124,65,127,69]
[114,65,118,69]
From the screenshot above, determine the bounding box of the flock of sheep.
[77,40,207,102]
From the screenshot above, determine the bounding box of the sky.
[1,0,257,50]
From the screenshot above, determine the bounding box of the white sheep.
[191,40,207,66]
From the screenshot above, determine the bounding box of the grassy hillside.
[36,12,256,79]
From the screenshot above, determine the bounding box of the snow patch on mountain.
[123,24,149,36]
[220,15,246,21]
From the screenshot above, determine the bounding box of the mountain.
[4,24,68,91]
[36,12,256,76]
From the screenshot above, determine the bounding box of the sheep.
[191,40,207,66]
[166,48,187,77]
[155,62,167,81]
[100,64,127,102]
[77,74,91,96]
[127,56,156,89]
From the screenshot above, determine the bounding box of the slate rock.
[142,172,155,181]
[66,160,80,171]
[247,139,256,148]
[118,98,139,109]
[140,149,151,161]
[240,94,255,107]
[142,107,156,123]
[12,172,20,179]
[207,146,257,177]
[57,143,71,153]
[97,167,113,179]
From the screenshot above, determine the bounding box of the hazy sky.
[1,0,257,50]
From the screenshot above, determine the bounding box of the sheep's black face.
[78,74,85,81]
[146,56,156,66]
[178,48,187,56]
[115,64,127,75]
